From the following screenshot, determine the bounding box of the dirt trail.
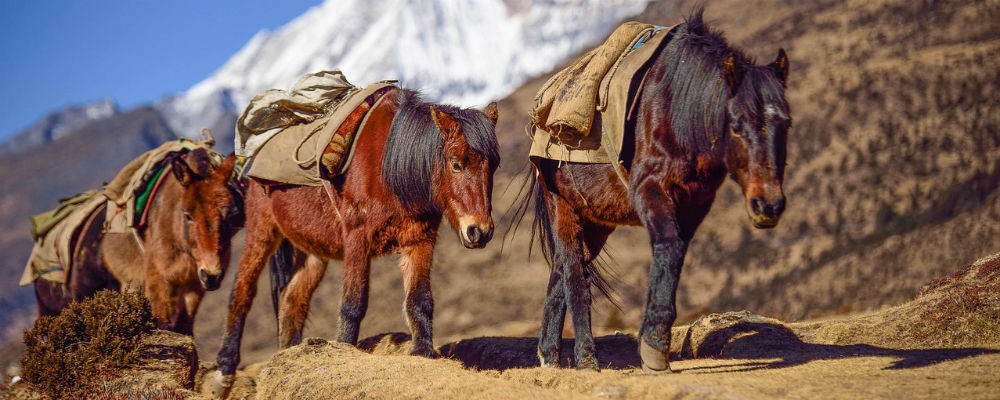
[209,324,999,400]
[194,254,1000,399]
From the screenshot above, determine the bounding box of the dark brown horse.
[211,87,499,393]
[523,10,791,372]
[33,148,244,335]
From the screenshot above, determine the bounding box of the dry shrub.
[908,256,1000,346]
[20,290,155,399]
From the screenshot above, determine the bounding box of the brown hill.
[0,106,177,336]
[8,252,997,399]
[185,0,1000,369]
[1,0,997,380]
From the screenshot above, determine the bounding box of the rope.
[292,121,328,167]
[321,180,344,222]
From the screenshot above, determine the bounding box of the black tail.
[508,162,619,306]
[269,239,296,320]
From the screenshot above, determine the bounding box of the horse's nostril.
[773,197,786,216]
[467,226,481,243]
[750,197,765,215]
[198,269,208,283]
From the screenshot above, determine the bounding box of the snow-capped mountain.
[0,99,118,155]
[158,0,649,138]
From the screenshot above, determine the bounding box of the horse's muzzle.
[461,223,494,249]
[748,195,785,229]
[199,268,224,291]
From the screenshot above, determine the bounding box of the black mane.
[647,8,753,154]
[382,89,500,213]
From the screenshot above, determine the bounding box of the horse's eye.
[183,212,193,222]
[450,159,462,172]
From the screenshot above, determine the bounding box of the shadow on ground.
[359,320,998,372]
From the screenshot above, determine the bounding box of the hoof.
[210,370,235,399]
[639,338,671,374]
[575,356,600,371]
[537,349,560,368]
[410,345,438,358]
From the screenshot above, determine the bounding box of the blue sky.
[0,0,322,142]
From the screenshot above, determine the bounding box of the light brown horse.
[34,148,244,335]
[211,88,499,394]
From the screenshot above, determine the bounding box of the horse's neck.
[145,177,184,241]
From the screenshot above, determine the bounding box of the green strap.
[134,166,167,219]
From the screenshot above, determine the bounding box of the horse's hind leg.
[538,217,613,368]
[537,188,611,370]
[33,280,71,316]
[278,253,327,348]
[538,262,567,367]
[400,242,436,357]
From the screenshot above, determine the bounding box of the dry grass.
[2,2,998,392]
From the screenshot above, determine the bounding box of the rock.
[679,311,799,359]
[137,330,199,388]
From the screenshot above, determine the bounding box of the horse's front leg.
[145,261,176,331]
[176,288,205,336]
[212,223,281,398]
[399,242,436,357]
[631,181,687,374]
[336,228,371,346]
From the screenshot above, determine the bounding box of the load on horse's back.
[209,70,501,397]
[27,136,245,335]
[521,9,791,372]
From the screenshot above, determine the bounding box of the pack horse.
[210,75,500,395]
[523,10,792,372]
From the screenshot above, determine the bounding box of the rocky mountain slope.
[178,0,1000,371]
[0,100,118,156]
[6,252,999,399]
[1,0,997,383]
[156,0,649,139]
[0,107,177,339]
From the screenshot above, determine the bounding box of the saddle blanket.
[235,70,396,186]
[529,23,676,181]
[20,190,105,286]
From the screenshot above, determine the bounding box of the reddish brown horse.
[33,148,244,335]
[212,87,499,392]
[523,10,791,372]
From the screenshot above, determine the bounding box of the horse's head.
[171,149,243,290]
[429,103,501,248]
[724,49,791,229]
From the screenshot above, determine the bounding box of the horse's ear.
[483,102,499,126]
[723,52,743,95]
[184,148,214,178]
[769,48,789,85]
[214,154,237,181]
[171,157,193,186]
[430,106,460,140]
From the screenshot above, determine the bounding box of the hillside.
[0,107,177,338]
[177,0,1000,370]
[0,0,997,381]
[6,252,999,399]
